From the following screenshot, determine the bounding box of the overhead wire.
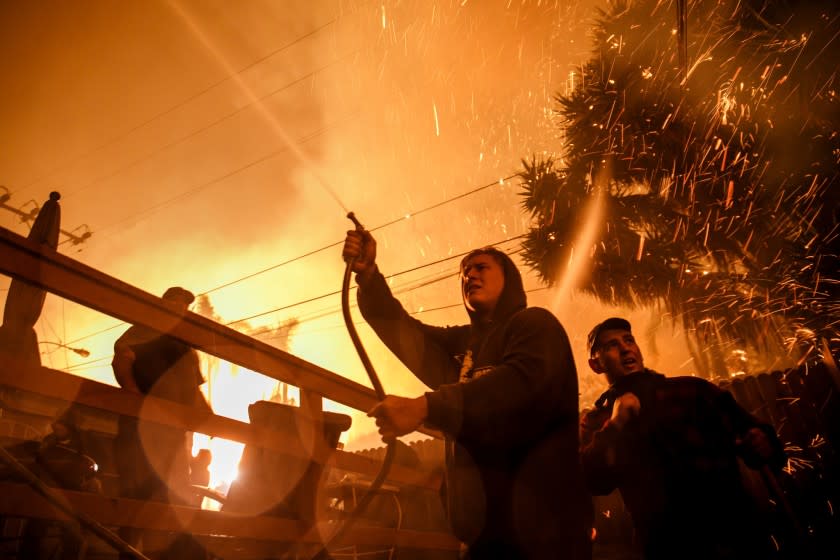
[60,236,528,372]
[20,6,518,252]
[89,109,361,241]
[65,322,125,347]
[41,17,518,250]
[63,174,519,347]
[270,285,551,343]
[86,115,514,251]
[291,239,528,326]
[64,356,113,373]
[226,234,525,326]
[12,16,344,197]
[64,247,501,368]
[201,174,518,296]
[62,51,360,203]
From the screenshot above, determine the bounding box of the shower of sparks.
[783,443,817,475]
[517,0,840,377]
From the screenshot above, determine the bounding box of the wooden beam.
[0,482,461,551]
[0,359,442,491]
[0,226,377,412]
[0,481,310,539]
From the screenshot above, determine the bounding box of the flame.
[193,359,298,506]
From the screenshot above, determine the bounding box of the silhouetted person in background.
[190,448,212,488]
[112,286,211,559]
[580,318,786,560]
[343,230,591,560]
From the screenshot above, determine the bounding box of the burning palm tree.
[518,0,840,377]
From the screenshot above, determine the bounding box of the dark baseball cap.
[587,317,632,356]
[162,286,195,304]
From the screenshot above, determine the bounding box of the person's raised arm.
[347,228,462,391]
[579,396,639,495]
[580,410,619,495]
[716,388,786,469]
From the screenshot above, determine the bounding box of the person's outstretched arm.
[715,387,786,470]
[345,229,464,390]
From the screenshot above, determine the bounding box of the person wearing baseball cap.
[111,286,210,557]
[579,317,785,560]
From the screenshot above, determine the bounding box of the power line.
[66,234,524,367]
[60,237,527,369]
[60,176,522,346]
[284,243,528,330]
[62,51,358,202]
[366,175,519,232]
[66,21,517,251]
[43,8,516,250]
[225,236,525,326]
[64,322,125,347]
[201,174,518,296]
[89,109,361,241]
[263,285,550,343]
[64,355,114,372]
[88,103,514,249]
[13,17,343,197]
[0,188,92,246]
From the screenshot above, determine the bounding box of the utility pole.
[0,186,92,247]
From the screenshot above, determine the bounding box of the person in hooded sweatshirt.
[579,317,786,560]
[342,230,592,560]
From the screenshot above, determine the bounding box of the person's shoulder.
[116,324,141,339]
[115,325,154,347]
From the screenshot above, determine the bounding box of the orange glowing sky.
[0,0,695,451]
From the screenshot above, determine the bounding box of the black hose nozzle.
[347,212,364,231]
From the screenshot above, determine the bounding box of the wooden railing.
[0,361,441,492]
[0,482,458,557]
[0,227,377,412]
[0,226,459,557]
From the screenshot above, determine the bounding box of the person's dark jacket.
[112,324,211,503]
[580,369,786,560]
[114,325,205,406]
[357,253,590,558]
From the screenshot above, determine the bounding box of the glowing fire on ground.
[191,358,300,507]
